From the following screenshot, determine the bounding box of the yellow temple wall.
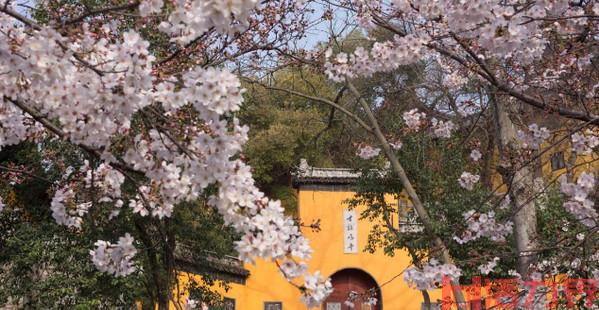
[171,188,434,309]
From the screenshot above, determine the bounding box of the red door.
[323,269,381,310]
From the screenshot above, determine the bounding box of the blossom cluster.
[0,1,333,305]
[300,271,334,308]
[430,118,454,139]
[0,102,32,149]
[478,257,500,275]
[0,26,154,150]
[279,259,308,279]
[470,149,482,162]
[50,186,90,229]
[572,130,599,155]
[183,298,200,310]
[560,172,597,228]
[516,124,550,150]
[458,172,480,191]
[324,34,427,82]
[389,139,402,150]
[321,1,592,88]
[90,233,138,277]
[442,70,469,89]
[344,291,358,308]
[81,160,124,203]
[454,210,513,244]
[142,0,261,43]
[390,0,571,63]
[402,109,426,131]
[356,145,381,160]
[404,259,462,291]
[343,291,377,309]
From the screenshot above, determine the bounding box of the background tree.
[241,68,360,212]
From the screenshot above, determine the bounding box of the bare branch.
[245,79,374,133]
[63,1,141,25]
[0,5,41,30]
[345,79,468,309]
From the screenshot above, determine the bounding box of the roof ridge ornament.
[299,158,310,173]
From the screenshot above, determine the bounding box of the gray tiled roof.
[293,159,361,185]
[175,245,249,284]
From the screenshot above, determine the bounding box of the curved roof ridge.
[293,158,361,185]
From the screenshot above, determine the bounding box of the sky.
[298,1,357,50]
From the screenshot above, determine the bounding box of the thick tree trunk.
[135,218,172,310]
[510,169,539,278]
[493,96,539,279]
[492,96,544,309]
[481,125,496,188]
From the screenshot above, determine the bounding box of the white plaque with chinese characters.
[343,209,358,253]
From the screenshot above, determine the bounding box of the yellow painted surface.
[296,189,441,309]
[170,272,249,309]
[489,133,599,190]
[172,188,434,309]
[540,134,599,180]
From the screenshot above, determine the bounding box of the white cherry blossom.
[156,0,260,43]
[572,130,599,155]
[516,124,550,150]
[454,210,513,244]
[560,173,597,228]
[357,145,381,160]
[404,259,461,291]
[50,186,89,229]
[470,149,482,162]
[430,118,454,139]
[402,109,426,131]
[389,139,402,150]
[90,233,138,277]
[458,172,480,191]
[300,271,333,308]
[0,2,332,303]
[478,257,500,275]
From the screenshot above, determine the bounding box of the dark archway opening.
[322,268,382,310]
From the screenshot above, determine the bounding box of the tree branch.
[4,96,139,175]
[371,14,599,126]
[246,80,373,133]
[0,5,41,30]
[0,164,52,183]
[63,1,141,25]
[345,79,468,309]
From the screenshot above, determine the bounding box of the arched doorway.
[323,268,382,310]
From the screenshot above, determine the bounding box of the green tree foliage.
[240,69,360,212]
[0,140,237,308]
[0,142,141,308]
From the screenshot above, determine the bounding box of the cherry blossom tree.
[246,0,599,308]
[0,1,332,308]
